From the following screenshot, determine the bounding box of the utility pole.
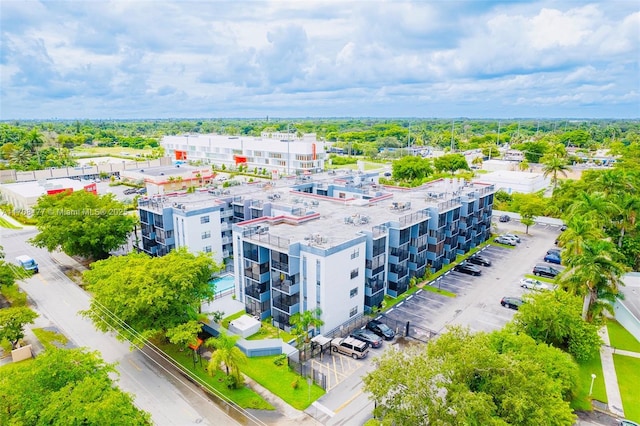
[497,121,501,146]
[450,120,455,152]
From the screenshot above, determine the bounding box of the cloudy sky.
[1,1,638,120]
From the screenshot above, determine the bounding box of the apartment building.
[161,132,327,176]
[136,171,495,336]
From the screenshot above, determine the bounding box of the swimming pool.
[210,274,235,294]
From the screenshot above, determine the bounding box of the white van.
[330,336,369,359]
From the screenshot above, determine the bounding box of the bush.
[291,377,299,389]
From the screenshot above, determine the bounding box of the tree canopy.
[0,347,150,425]
[432,153,470,175]
[29,190,137,260]
[81,249,220,341]
[509,290,601,362]
[363,326,577,425]
[0,306,38,349]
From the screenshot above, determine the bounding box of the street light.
[589,373,596,396]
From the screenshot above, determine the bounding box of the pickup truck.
[16,255,38,273]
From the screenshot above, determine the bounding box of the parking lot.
[354,219,564,343]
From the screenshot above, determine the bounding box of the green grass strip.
[420,284,456,298]
[154,339,274,410]
[613,354,640,422]
[572,352,607,410]
[32,328,69,351]
[243,355,325,410]
[607,320,640,353]
[0,216,20,229]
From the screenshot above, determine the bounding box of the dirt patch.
[61,266,85,286]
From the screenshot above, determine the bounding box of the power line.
[87,298,267,426]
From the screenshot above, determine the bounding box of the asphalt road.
[2,227,246,426]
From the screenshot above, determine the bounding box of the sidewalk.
[598,326,625,417]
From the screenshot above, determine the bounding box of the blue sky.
[1,1,638,119]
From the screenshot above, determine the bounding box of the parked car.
[501,296,524,310]
[350,329,383,348]
[533,264,560,278]
[124,188,138,195]
[453,262,482,276]
[467,254,492,267]
[560,224,568,232]
[502,233,521,243]
[619,420,640,426]
[520,278,556,291]
[544,253,562,264]
[330,336,370,359]
[546,248,562,257]
[499,214,511,222]
[366,319,395,341]
[494,236,517,246]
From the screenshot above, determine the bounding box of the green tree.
[0,306,38,349]
[433,153,470,175]
[290,307,324,343]
[82,249,220,341]
[29,191,137,260]
[560,239,628,322]
[391,156,433,182]
[542,156,570,189]
[205,331,247,388]
[509,290,601,362]
[518,197,543,234]
[0,347,150,425]
[165,320,203,350]
[363,326,576,425]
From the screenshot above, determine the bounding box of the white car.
[520,278,555,291]
[502,233,521,243]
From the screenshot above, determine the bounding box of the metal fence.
[287,357,328,390]
[376,313,438,344]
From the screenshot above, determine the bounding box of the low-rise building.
[0,178,97,214]
[161,132,326,176]
[136,171,495,336]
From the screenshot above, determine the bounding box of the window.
[350,268,359,279]
[200,216,210,224]
[350,249,359,259]
[350,287,358,298]
[203,246,212,253]
[201,231,211,239]
[349,306,358,317]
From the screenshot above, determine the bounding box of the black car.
[467,254,492,267]
[350,329,383,348]
[533,264,560,278]
[560,224,568,231]
[453,262,482,276]
[501,296,523,310]
[366,319,395,341]
[499,214,511,222]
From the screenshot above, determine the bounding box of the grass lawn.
[613,354,640,422]
[154,340,274,410]
[572,353,607,411]
[607,320,640,353]
[523,273,557,284]
[0,216,20,229]
[243,355,325,410]
[73,146,152,157]
[32,328,69,351]
[419,284,456,298]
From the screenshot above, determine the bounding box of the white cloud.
[0,0,638,119]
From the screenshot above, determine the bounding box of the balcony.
[272,298,300,315]
[272,279,299,295]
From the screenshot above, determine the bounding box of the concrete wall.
[1,157,172,184]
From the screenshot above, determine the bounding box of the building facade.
[136,171,495,336]
[162,132,327,176]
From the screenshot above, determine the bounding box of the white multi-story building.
[162,132,327,176]
[137,171,495,336]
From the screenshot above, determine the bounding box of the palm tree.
[25,129,44,165]
[566,192,620,230]
[558,216,606,256]
[560,239,627,321]
[290,307,324,344]
[205,331,247,386]
[541,156,570,189]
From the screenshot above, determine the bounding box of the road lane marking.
[128,358,142,371]
[334,389,363,413]
[312,401,335,417]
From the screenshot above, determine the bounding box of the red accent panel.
[175,150,188,160]
[312,143,316,160]
[234,155,248,164]
[46,188,72,196]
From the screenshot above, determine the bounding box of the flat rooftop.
[1,178,90,198]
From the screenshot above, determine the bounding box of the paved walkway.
[599,326,625,418]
